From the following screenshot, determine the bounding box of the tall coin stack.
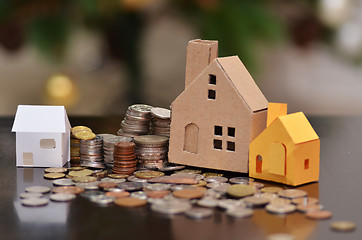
[70,126,93,164]
[103,135,133,167]
[117,104,153,138]
[134,135,169,169]
[80,135,104,168]
[113,142,137,175]
[151,107,171,137]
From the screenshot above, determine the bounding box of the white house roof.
[11,105,71,133]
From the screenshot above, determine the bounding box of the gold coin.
[71,126,92,133]
[44,167,68,173]
[176,169,202,174]
[193,180,207,187]
[202,172,223,177]
[72,176,98,183]
[44,172,66,179]
[134,170,165,179]
[331,221,356,232]
[278,189,307,199]
[261,187,283,194]
[114,197,147,207]
[108,173,129,179]
[53,186,84,195]
[73,131,96,140]
[173,187,206,199]
[68,166,86,171]
[68,169,93,178]
[227,184,255,198]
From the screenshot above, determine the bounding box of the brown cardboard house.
[169,39,268,173]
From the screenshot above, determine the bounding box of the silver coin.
[118,182,144,191]
[19,192,43,199]
[171,185,196,191]
[25,186,51,194]
[151,200,192,214]
[208,183,231,193]
[244,196,270,207]
[266,203,297,214]
[229,177,254,184]
[127,175,148,183]
[76,181,101,190]
[226,207,253,218]
[205,189,223,199]
[157,165,185,172]
[198,197,219,208]
[278,189,307,199]
[267,233,296,240]
[81,191,104,199]
[50,193,76,202]
[101,177,126,183]
[151,107,171,119]
[90,195,114,205]
[185,207,213,219]
[205,176,228,183]
[249,182,265,189]
[21,197,49,207]
[146,183,170,191]
[53,178,75,186]
[130,191,148,200]
[218,199,245,210]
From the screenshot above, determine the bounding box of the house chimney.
[267,102,288,127]
[185,39,218,89]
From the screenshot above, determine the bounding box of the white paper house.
[11,105,71,167]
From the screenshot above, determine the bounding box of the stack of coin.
[113,142,137,175]
[151,107,171,137]
[70,126,93,164]
[134,135,169,169]
[80,135,104,168]
[103,135,133,167]
[117,104,153,138]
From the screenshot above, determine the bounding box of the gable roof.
[216,56,268,112]
[277,112,319,144]
[12,105,71,133]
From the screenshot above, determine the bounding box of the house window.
[40,139,56,149]
[256,155,262,173]
[227,141,235,151]
[214,126,222,136]
[228,127,235,137]
[209,74,216,85]
[208,89,216,100]
[304,159,309,170]
[213,139,222,150]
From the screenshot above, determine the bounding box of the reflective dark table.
[0,116,360,240]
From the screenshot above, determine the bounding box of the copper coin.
[98,182,118,189]
[297,203,324,213]
[106,191,130,198]
[114,197,147,207]
[292,197,319,205]
[52,186,85,195]
[278,189,307,199]
[173,187,206,199]
[261,187,283,194]
[305,210,332,220]
[145,190,170,199]
[115,142,136,148]
[108,173,129,179]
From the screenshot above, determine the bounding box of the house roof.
[216,56,268,112]
[278,112,319,144]
[12,105,71,133]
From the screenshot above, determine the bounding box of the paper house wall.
[249,103,320,186]
[12,105,71,167]
[169,40,268,173]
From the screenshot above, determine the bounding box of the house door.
[184,123,199,153]
[268,142,286,176]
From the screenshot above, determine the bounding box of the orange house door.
[268,143,286,176]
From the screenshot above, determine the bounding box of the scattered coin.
[218,199,245,210]
[226,207,253,218]
[106,191,130,198]
[145,189,170,199]
[76,181,101,190]
[177,169,202,174]
[128,175,148,183]
[249,182,265,189]
[205,176,228,183]
[44,167,68,173]
[244,196,270,207]
[134,170,165,179]
[118,182,144,191]
[90,195,114,205]
[108,173,129,179]
[278,189,307,199]
[185,207,213,219]
[98,182,118,189]
[72,176,98,183]
[202,172,223,178]
[151,199,192,214]
[115,197,148,207]
[53,178,75,186]
[270,198,292,205]
[297,203,324,213]
[261,187,283,194]
[198,197,219,208]
[266,203,297,214]
[330,221,356,232]
[291,197,319,206]
[173,187,206,199]
[130,191,148,200]
[44,172,65,180]
[21,197,49,207]
[68,166,86,171]
[72,126,92,133]
[26,186,51,194]
[305,210,332,220]
[52,186,84,195]
[81,191,104,199]
[68,169,93,178]
[19,192,43,199]
[74,131,96,140]
[267,233,296,240]
[101,177,126,183]
[229,177,254,184]
[227,184,255,198]
[151,107,171,119]
[50,193,76,202]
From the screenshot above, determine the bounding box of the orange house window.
[256,155,263,173]
[304,159,309,170]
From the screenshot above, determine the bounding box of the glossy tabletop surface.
[0,116,361,240]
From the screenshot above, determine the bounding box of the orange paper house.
[249,103,320,186]
[169,39,268,173]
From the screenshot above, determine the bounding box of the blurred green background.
[1,0,361,116]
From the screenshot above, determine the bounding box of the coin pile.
[103,135,133,167]
[113,142,137,175]
[117,104,153,138]
[134,135,169,169]
[80,135,104,168]
[151,107,171,137]
[70,126,93,163]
